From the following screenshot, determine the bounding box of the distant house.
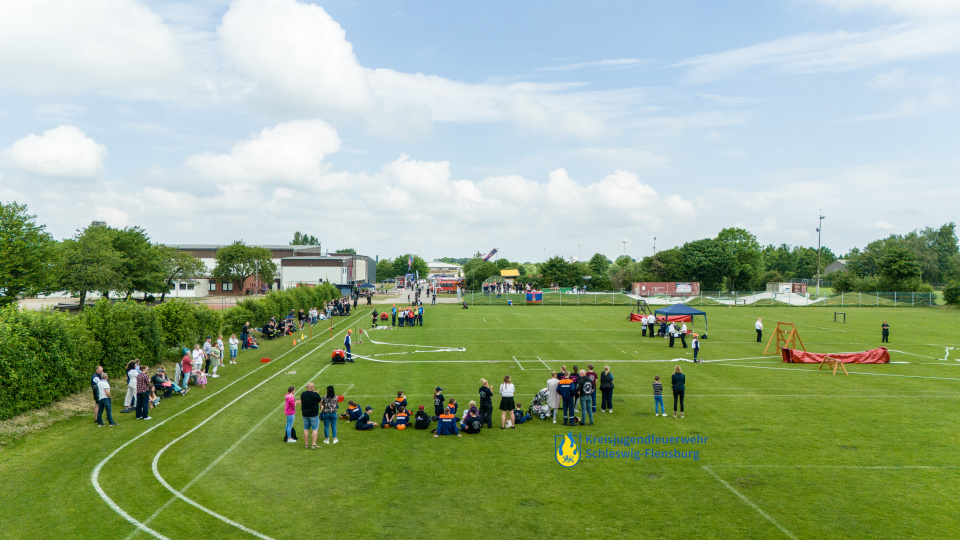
[823,259,848,275]
[427,261,463,278]
[500,269,520,284]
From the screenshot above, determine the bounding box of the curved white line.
[93,311,367,538]
[148,312,365,538]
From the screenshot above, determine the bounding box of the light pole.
[622,241,628,258]
[653,236,657,256]
[816,210,825,296]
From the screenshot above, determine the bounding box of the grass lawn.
[2,304,959,539]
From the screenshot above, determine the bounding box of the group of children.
[334,387,531,438]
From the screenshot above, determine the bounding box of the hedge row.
[0,298,222,421]
[222,283,342,332]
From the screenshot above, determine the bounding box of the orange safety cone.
[292,338,297,346]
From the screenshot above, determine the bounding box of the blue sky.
[1,0,958,262]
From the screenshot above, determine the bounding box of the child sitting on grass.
[461,407,483,434]
[393,406,410,429]
[461,400,478,423]
[381,401,398,428]
[447,397,459,417]
[356,406,377,430]
[340,401,362,421]
[513,403,531,425]
[433,406,461,437]
[415,405,431,430]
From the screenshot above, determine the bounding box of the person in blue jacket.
[461,406,483,434]
[344,330,354,362]
[381,401,398,428]
[513,403,531,425]
[557,374,576,425]
[433,406,461,437]
[417,305,424,326]
[356,406,377,430]
[340,401,362,421]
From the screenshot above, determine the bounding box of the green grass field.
[2,304,960,539]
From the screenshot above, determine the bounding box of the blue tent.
[653,303,708,338]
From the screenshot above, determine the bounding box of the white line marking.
[709,464,960,469]
[482,318,487,323]
[93,310,369,540]
[703,466,798,540]
[538,356,550,370]
[513,356,525,371]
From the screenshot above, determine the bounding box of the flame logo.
[555,432,580,468]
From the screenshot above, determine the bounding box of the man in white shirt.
[680,322,688,348]
[667,322,676,347]
[648,314,657,339]
[96,373,118,427]
[756,318,763,342]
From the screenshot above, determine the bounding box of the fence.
[461,290,937,307]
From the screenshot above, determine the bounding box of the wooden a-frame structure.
[763,321,806,355]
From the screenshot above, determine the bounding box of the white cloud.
[814,0,960,17]
[0,0,182,94]
[676,21,960,81]
[216,0,624,138]
[1,125,106,178]
[186,119,341,186]
[538,58,646,72]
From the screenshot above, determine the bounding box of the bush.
[220,284,341,333]
[0,305,101,420]
[944,281,960,305]
[829,271,856,293]
[83,299,165,375]
[154,300,223,352]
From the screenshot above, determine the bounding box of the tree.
[462,258,499,289]
[588,253,611,275]
[335,248,357,254]
[112,226,165,298]
[762,244,795,278]
[679,238,732,290]
[716,227,763,291]
[879,244,922,291]
[58,224,124,309]
[0,202,55,306]
[944,280,960,305]
[213,241,278,295]
[393,254,429,278]
[158,247,207,302]
[829,270,856,293]
[291,232,320,246]
[376,259,394,282]
[640,249,682,282]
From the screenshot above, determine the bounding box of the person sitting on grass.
[381,401,398,428]
[513,402,531,425]
[415,405,431,430]
[461,400,478,423]
[433,406,461,437]
[340,400,362,421]
[356,406,377,430]
[245,335,259,349]
[447,397,459,417]
[461,406,483,434]
[393,406,410,429]
[151,367,178,398]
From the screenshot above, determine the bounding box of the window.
[222,282,234,291]
[209,282,217,292]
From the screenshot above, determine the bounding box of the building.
[765,282,808,294]
[823,259,848,275]
[426,261,463,278]
[631,282,701,296]
[167,245,375,297]
[500,269,520,285]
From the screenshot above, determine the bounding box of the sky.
[1,0,959,263]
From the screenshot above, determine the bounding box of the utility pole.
[653,237,657,256]
[622,241,628,258]
[817,210,825,296]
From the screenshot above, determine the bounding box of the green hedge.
[222,283,341,332]
[0,305,100,420]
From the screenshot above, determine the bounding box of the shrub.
[944,281,960,305]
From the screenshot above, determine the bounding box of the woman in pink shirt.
[284,387,297,443]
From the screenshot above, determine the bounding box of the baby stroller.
[528,387,551,420]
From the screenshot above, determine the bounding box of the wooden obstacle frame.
[626,299,652,320]
[818,356,848,375]
[763,322,806,355]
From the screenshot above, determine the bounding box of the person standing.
[391,304,397,326]
[585,364,598,414]
[546,372,561,423]
[417,305,424,326]
[321,385,339,444]
[882,321,890,343]
[228,334,239,364]
[667,322,676,348]
[203,338,213,373]
[344,330,353,362]
[599,366,614,413]
[692,334,701,362]
[181,349,193,390]
[135,365,152,420]
[299,382,322,449]
[96,373,118,427]
[575,369,594,426]
[671,365,686,419]
[649,314,657,338]
[90,365,104,420]
[216,335,226,366]
[679,322,688,348]
[653,375,665,417]
[756,318,763,343]
[284,387,297,443]
[641,316,648,337]
[432,293,436,305]
[123,361,139,413]
[557,373,575,425]
[478,379,494,428]
[498,375,516,429]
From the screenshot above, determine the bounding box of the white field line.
[148,326,360,538]
[93,310,368,540]
[513,356,525,371]
[538,356,550,370]
[702,465,798,540]
[136,361,344,539]
[341,393,960,399]
[717,363,960,381]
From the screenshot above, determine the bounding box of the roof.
[500,269,520,277]
[654,304,706,316]
[428,261,462,269]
